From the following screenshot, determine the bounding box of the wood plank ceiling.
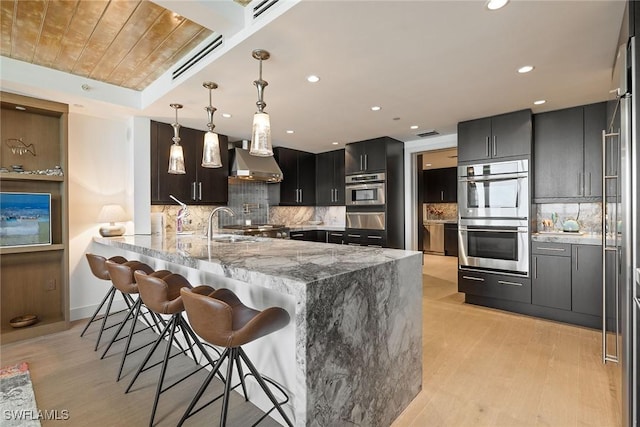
[0,0,248,91]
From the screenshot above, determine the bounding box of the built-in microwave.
[458,160,528,219]
[345,173,385,206]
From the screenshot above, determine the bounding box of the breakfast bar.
[93,234,423,426]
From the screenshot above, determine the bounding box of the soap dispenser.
[169,195,188,233]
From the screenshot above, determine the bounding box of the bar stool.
[101,260,172,381]
[125,271,221,427]
[178,287,293,427]
[81,253,132,350]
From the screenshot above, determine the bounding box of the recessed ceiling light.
[306,75,320,83]
[410,125,419,130]
[486,0,509,10]
[221,113,232,118]
[371,106,381,111]
[332,141,339,145]
[286,130,294,134]
[15,106,26,111]
[518,65,535,74]
[533,100,546,105]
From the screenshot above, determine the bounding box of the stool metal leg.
[116,298,143,381]
[100,298,138,360]
[80,286,116,338]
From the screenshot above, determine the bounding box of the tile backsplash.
[423,203,457,221]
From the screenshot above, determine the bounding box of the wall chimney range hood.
[229,141,283,182]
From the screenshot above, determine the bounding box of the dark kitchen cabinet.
[571,244,603,317]
[274,147,316,206]
[533,102,606,201]
[345,137,389,174]
[289,230,323,241]
[326,231,344,244]
[151,120,228,205]
[458,270,531,304]
[532,253,572,311]
[344,230,387,247]
[424,167,457,203]
[316,149,345,205]
[457,109,532,163]
[444,223,458,257]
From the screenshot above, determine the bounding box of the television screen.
[0,192,52,247]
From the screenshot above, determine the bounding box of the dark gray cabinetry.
[444,223,458,257]
[532,243,572,310]
[571,244,603,317]
[344,230,387,247]
[457,109,532,163]
[344,137,388,174]
[274,147,316,206]
[326,231,344,244]
[316,149,345,205]
[424,167,457,203]
[151,120,229,205]
[533,102,606,201]
[458,270,531,303]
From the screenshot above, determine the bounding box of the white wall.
[68,112,136,320]
[403,134,458,251]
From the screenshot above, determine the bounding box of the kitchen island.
[93,234,423,427]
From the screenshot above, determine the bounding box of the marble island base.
[93,234,423,426]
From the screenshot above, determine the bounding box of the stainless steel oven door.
[345,182,385,206]
[459,218,529,276]
[458,160,528,219]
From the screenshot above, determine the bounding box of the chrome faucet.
[207,206,235,243]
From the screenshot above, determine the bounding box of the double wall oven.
[345,172,386,247]
[458,160,530,276]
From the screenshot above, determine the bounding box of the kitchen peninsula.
[93,233,422,426]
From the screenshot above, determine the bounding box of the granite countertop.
[94,233,416,295]
[531,232,603,246]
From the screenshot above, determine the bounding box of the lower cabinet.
[532,244,572,310]
[344,230,387,247]
[571,244,603,316]
[326,231,344,244]
[458,270,531,304]
[289,230,344,244]
[444,223,458,257]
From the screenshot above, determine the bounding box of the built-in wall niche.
[0,91,69,343]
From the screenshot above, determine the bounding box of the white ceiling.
[0,0,627,154]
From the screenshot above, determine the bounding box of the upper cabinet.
[533,102,606,201]
[424,167,457,203]
[274,147,316,206]
[316,149,345,205]
[457,109,532,163]
[150,121,229,205]
[345,137,389,174]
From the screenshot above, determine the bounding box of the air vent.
[416,129,440,138]
[172,35,223,81]
[253,0,279,19]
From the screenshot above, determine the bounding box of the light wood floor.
[392,254,622,427]
[1,255,622,426]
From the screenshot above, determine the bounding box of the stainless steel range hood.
[229,144,283,183]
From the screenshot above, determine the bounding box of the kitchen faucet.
[207,207,235,243]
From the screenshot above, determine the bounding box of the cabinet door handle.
[588,172,592,195]
[191,182,197,200]
[367,235,383,239]
[463,275,484,282]
[534,257,537,279]
[364,154,368,170]
[485,136,490,157]
[198,182,202,200]
[536,247,566,252]
[300,189,303,203]
[360,155,363,171]
[575,246,579,271]
[578,172,583,195]
[492,136,497,157]
[498,280,523,287]
[347,234,361,238]
[441,190,444,201]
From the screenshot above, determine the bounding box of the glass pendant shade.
[202,131,222,168]
[250,112,273,156]
[168,144,186,174]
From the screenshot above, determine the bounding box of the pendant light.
[168,103,186,174]
[250,49,273,157]
[201,81,222,168]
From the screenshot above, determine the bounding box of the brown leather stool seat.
[125,271,219,426]
[101,260,172,381]
[178,288,293,427]
[82,253,131,350]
